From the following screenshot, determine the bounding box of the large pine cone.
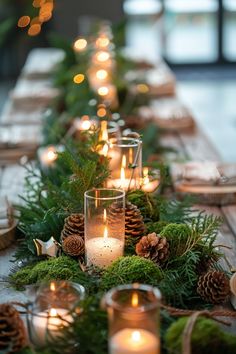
[61,213,84,242]
[0,304,27,353]
[62,235,85,257]
[197,270,230,304]
[136,232,169,265]
[125,202,146,243]
[108,201,145,245]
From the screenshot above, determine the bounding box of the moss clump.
[127,190,158,221]
[165,316,236,354]
[101,256,163,291]
[160,223,191,257]
[11,256,90,290]
[146,221,169,235]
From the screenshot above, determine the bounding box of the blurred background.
[1,0,236,160]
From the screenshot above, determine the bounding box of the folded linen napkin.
[171,162,236,186]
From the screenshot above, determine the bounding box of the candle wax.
[32,308,73,346]
[110,328,159,354]
[86,237,123,268]
[107,178,138,192]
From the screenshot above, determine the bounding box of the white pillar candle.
[110,328,159,354]
[86,237,123,268]
[32,308,73,345]
[106,178,137,192]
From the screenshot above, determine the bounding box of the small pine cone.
[0,304,27,353]
[61,213,84,242]
[136,232,169,265]
[62,235,85,257]
[197,270,230,304]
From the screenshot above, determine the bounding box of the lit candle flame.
[50,282,56,292]
[131,292,139,307]
[49,308,58,317]
[104,226,108,239]
[131,330,141,342]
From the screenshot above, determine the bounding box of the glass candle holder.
[27,280,85,349]
[104,284,161,354]
[107,137,142,191]
[84,188,125,269]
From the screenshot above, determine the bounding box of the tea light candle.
[32,308,73,345]
[141,168,159,193]
[110,328,159,354]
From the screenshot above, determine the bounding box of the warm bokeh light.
[18,16,31,28]
[32,0,45,8]
[96,51,110,62]
[28,24,41,36]
[136,84,149,94]
[98,86,109,96]
[96,69,108,80]
[73,74,85,84]
[31,17,40,25]
[97,107,107,118]
[96,37,110,48]
[74,38,88,51]
[47,149,57,162]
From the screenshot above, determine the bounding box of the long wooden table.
[0,49,236,333]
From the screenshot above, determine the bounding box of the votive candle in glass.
[104,284,161,354]
[84,188,125,269]
[107,137,142,191]
[27,280,85,349]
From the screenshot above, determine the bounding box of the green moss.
[11,256,90,290]
[101,256,163,291]
[165,316,236,354]
[146,221,169,234]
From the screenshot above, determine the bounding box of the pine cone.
[197,270,230,304]
[0,304,27,353]
[62,235,85,257]
[108,201,145,244]
[136,232,169,265]
[61,213,84,242]
[125,202,146,243]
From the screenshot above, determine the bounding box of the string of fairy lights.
[17,0,54,36]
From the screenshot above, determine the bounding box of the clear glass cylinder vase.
[84,188,125,269]
[107,137,142,191]
[104,284,161,354]
[27,280,85,349]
